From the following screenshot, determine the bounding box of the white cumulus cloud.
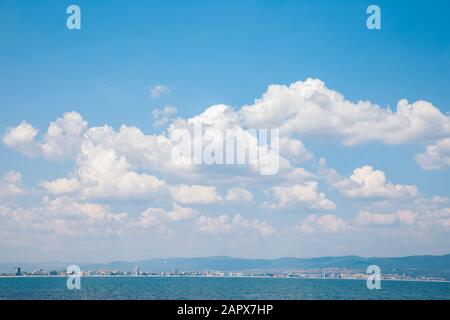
[76,140,166,199]
[170,184,222,205]
[41,111,88,159]
[196,214,274,236]
[40,178,80,195]
[355,210,416,226]
[225,187,253,204]
[295,214,349,234]
[2,112,88,160]
[2,121,39,156]
[415,138,450,170]
[333,166,418,199]
[241,78,450,146]
[264,182,336,210]
[0,171,25,198]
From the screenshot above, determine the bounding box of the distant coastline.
[2,254,449,281]
[1,274,449,284]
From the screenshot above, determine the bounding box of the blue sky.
[0,0,449,262]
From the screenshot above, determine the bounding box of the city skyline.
[2,254,449,282]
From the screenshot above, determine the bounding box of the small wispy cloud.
[149,84,171,99]
[152,105,177,127]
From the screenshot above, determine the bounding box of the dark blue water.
[0,277,449,300]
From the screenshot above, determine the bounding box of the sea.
[0,276,449,300]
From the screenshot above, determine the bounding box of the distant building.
[134,266,140,276]
[14,267,21,276]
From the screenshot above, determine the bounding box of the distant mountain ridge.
[2,254,449,279]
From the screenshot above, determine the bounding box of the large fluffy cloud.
[167,104,290,176]
[241,78,450,145]
[76,140,166,199]
[38,125,171,199]
[333,166,418,199]
[41,112,88,159]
